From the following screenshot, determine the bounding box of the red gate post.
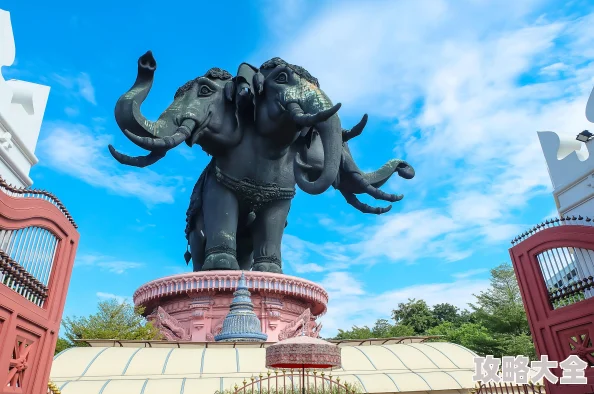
[510,217,594,394]
[0,179,79,394]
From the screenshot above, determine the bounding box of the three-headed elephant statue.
[108,52,415,274]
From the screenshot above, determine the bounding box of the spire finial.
[238,271,247,289]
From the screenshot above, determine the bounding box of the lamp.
[576,130,593,142]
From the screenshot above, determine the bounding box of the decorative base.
[133,271,328,342]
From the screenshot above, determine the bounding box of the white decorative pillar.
[0,9,50,188]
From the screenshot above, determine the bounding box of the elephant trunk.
[114,51,187,144]
[365,160,415,187]
[114,51,160,139]
[290,101,343,195]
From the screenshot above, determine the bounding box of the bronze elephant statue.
[108,52,415,273]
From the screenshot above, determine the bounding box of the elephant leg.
[251,200,291,274]
[201,176,240,271]
[188,212,206,271]
[236,231,254,271]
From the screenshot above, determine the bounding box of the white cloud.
[52,72,97,105]
[64,107,79,117]
[318,271,489,337]
[262,0,594,268]
[39,121,182,205]
[452,268,489,280]
[96,292,131,304]
[540,62,569,76]
[76,73,96,105]
[76,254,144,274]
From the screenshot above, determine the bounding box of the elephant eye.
[198,85,214,96]
[275,72,288,84]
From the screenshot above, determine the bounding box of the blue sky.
[3,0,594,336]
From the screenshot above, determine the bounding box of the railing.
[227,370,358,394]
[511,216,593,245]
[0,249,48,307]
[472,381,545,393]
[512,216,594,310]
[537,246,594,310]
[0,177,77,228]
[0,225,57,307]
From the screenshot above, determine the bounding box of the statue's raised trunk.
[114,51,182,142]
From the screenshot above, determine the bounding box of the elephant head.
[109,51,242,166]
[254,57,343,195]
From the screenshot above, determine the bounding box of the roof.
[50,340,481,394]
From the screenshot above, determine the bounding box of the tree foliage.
[55,299,161,353]
[334,319,414,340]
[333,263,537,359]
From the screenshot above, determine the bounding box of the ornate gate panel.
[510,217,594,394]
[0,178,79,394]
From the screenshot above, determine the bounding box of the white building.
[537,129,593,219]
[537,88,594,296]
[0,9,50,188]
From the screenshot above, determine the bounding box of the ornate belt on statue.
[215,167,296,212]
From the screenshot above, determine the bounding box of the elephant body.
[109,52,415,274]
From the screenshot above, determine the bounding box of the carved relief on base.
[205,319,224,342]
[278,308,322,340]
[262,296,283,330]
[148,306,191,341]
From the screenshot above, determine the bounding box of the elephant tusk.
[342,114,368,142]
[122,118,196,151]
[287,102,342,127]
[108,145,166,168]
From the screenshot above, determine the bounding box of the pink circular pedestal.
[133,271,328,342]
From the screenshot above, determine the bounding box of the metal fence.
[0,227,58,307]
[472,381,545,393]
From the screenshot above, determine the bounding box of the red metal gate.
[510,216,594,394]
[0,178,79,394]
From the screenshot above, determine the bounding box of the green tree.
[432,303,462,324]
[334,325,373,340]
[470,263,530,337]
[333,319,414,340]
[427,322,500,356]
[54,337,72,355]
[334,263,536,359]
[58,298,162,351]
[392,299,437,334]
[370,319,393,337]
